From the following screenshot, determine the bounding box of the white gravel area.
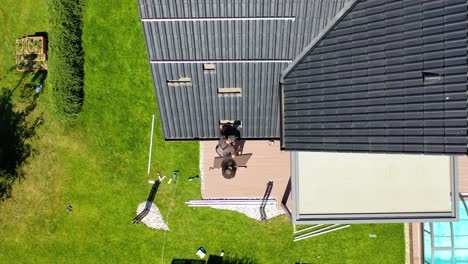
[199,141,207,197]
[404,223,410,264]
[136,202,169,231]
[208,204,285,221]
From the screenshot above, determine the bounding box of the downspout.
[279,79,286,150]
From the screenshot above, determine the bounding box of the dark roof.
[281,0,468,154]
[137,0,351,139]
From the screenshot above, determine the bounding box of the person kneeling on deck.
[216,123,238,157]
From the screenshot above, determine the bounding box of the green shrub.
[48,0,85,123]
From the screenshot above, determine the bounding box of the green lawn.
[0,1,405,263]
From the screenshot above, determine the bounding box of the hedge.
[48,0,85,123]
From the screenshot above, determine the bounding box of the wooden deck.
[408,223,423,264]
[458,156,468,193]
[201,140,291,205]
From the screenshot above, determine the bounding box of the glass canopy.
[424,200,468,263]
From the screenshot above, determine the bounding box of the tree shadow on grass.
[0,74,44,201]
[0,66,16,82]
[222,255,258,264]
[31,70,47,84]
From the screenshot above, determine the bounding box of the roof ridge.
[281,0,362,80]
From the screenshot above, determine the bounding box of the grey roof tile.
[282,0,468,154]
[138,0,351,139]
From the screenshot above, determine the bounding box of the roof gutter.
[279,80,286,150]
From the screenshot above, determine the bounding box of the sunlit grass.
[0,1,405,263]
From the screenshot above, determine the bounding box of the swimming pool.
[424,201,468,263]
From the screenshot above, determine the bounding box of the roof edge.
[280,0,362,80]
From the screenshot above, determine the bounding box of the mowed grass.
[0,1,405,263]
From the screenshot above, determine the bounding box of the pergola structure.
[423,199,468,263]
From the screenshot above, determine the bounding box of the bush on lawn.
[48,0,85,123]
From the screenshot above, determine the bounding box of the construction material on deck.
[293,224,350,242]
[213,153,252,169]
[186,199,277,207]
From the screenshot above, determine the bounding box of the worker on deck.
[216,123,239,157]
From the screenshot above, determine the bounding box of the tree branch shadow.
[0,74,44,201]
[0,66,16,82]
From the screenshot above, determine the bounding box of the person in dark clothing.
[216,137,236,157]
[220,122,241,140]
[216,123,238,157]
[221,158,237,179]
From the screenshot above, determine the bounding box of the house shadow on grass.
[171,255,257,264]
[222,255,258,264]
[171,260,205,264]
[0,77,43,201]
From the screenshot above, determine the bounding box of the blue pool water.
[424,201,468,263]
